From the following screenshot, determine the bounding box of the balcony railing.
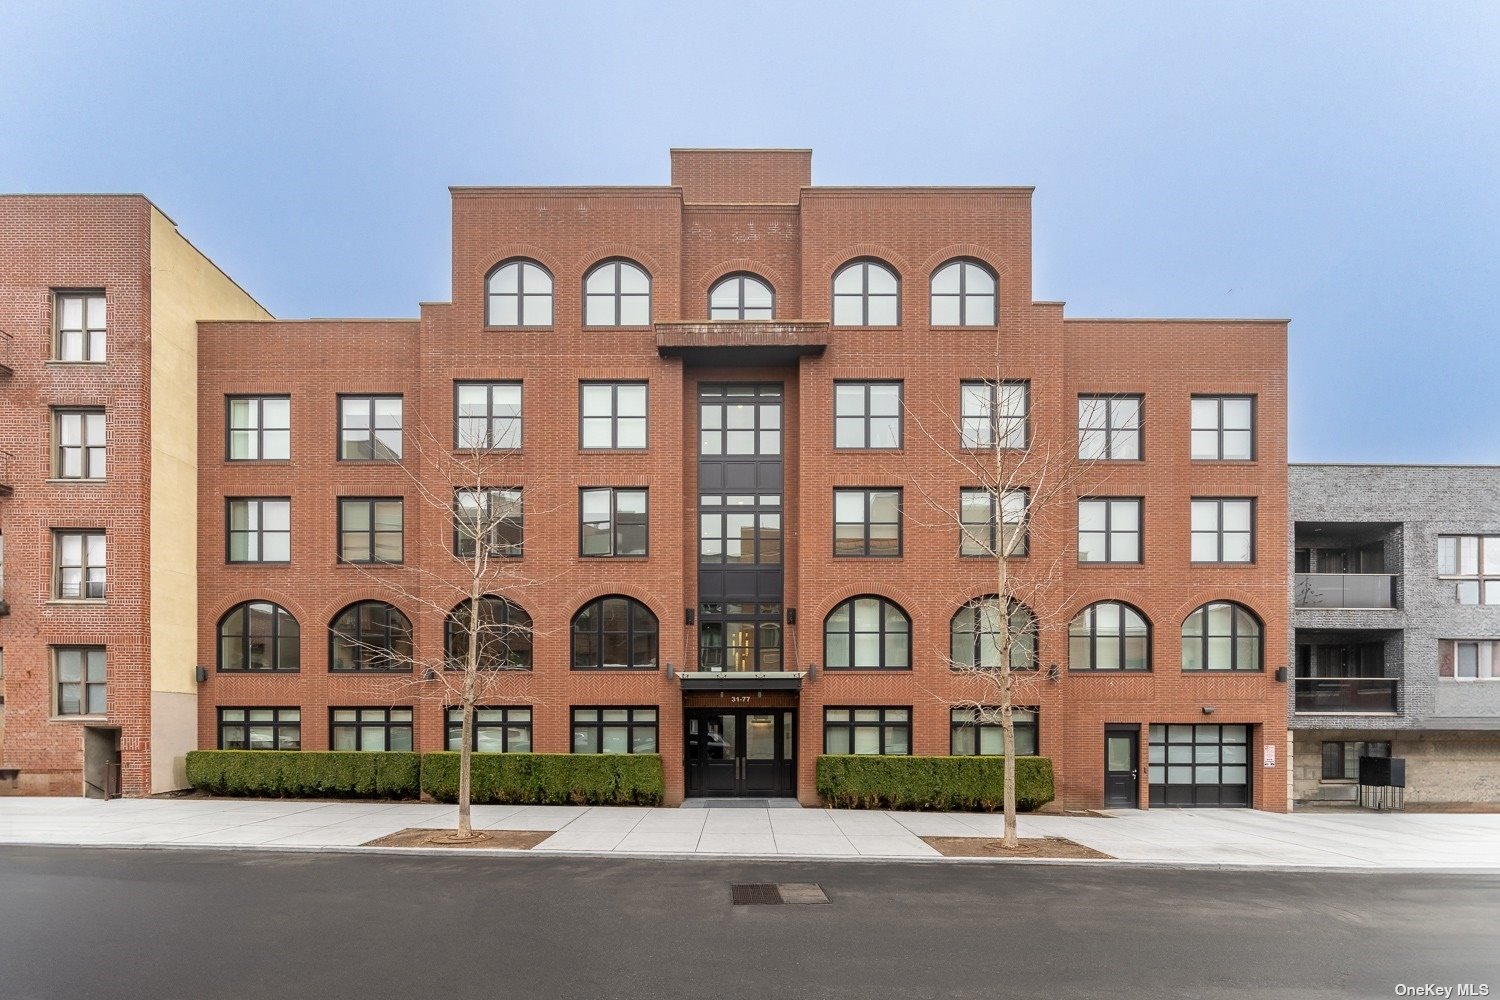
[1294,677,1399,714]
[1294,573,1398,609]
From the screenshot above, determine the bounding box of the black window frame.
[950,597,1039,672]
[833,487,902,558]
[329,707,414,751]
[217,600,301,673]
[582,259,652,327]
[1190,497,1255,564]
[1067,601,1152,672]
[823,596,912,671]
[445,705,533,752]
[1181,601,1263,672]
[580,381,649,451]
[53,407,106,479]
[452,487,524,559]
[930,258,998,327]
[485,258,554,328]
[225,395,290,462]
[949,706,1039,756]
[218,707,302,750]
[959,487,1029,558]
[708,272,775,320]
[833,380,903,450]
[959,379,1029,450]
[1077,394,1143,461]
[579,487,648,557]
[823,707,912,755]
[1077,497,1143,564]
[226,497,291,564]
[52,289,107,362]
[1321,740,1390,781]
[443,596,534,670]
[1190,395,1256,461]
[831,258,900,327]
[329,601,414,673]
[570,706,659,754]
[337,497,404,565]
[52,645,106,717]
[337,394,403,462]
[571,595,660,671]
[52,528,106,600]
[454,381,523,451]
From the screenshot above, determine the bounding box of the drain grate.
[731,883,829,905]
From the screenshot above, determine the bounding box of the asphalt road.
[1,848,1497,1000]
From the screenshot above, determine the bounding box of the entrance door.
[1103,726,1140,808]
[685,709,795,798]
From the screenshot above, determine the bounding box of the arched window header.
[584,259,651,326]
[832,259,899,326]
[572,595,659,670]
[486,259,553,327]
[709,273,774,320]
[931,258,997,326]
[824,595,911,670]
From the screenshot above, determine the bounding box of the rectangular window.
[53,530,106,599]
[330,707,413,751]
[1451,640,1500,680]
[338,498,403,563]
[1191,498,1254,563]
[1320,740,1390,781]
[834,488,902,557]
[53,291,106,362]
[455,382,522,450]
[1078,498,1142,563]
[581,382,647,449]
[218,707,301,750]
[1190,395,1255,460]
[959,488,1028,557]
[950,707,1038,756]
[699,498,782,565]
[226,396,290,461]
[454,487,523,558]
[571,707,658,754]
[960,380,1028,449]
[1437,535,1500,605]
[833,381,903,449]
[339,395,402,461]
[580,488,648,557]
[227,498,291,563]
[823,707,911,755]
[1078,395,1142,460]
[53,408,106,479]
[53,646,106,716]
[445,706,532,752]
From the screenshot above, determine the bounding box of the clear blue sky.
[3,2,1497,463]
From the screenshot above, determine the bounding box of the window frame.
[582,259,652,328]
[950,597,1040,672]
[218,707,301,750]
[52,645,106,717]
[225,497,291,564]
[445,705,533,752]
[217,600,301,673]
[579,487,649,558]
[823,707,912,756]
[453,381,523,452]
[833,380,903,450]
[329,707,413,751]
[950,706,1039,756]
[1190,497,1255,564]
[708,272,775,321]
[443,596,534,671]
[1181,601,1263,672]
[1077,497,1143,564]
[1320,740,1390,781]
[225,395,291,462]
[52,407,106,480]
[485,258,554,329]
[959,487,1029,558]
[570,706,658,754]
[1451,639,1500,681]
[1437,535,1500,606]
[1068,601,1152,672]
[52,529,106,600]
[580,381,649,451]
[453,487,524,559]
[328,601,414,673]
[831,259,900,327]
[337,394,403,462]
[959,380,1029,450]
[823,596,912,671]
[337,497,405,565]
[930,259,998,327]
[52,289,106,363]
[1077,394,1143,461]
[833,487,903,558]
[1190,395,1256,461]
[570,595,660,671]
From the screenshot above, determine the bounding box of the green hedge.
[815,755,1055,812]
[185,751,421,799]
[420,752,665,806]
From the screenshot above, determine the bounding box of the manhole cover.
[731,883,828,905]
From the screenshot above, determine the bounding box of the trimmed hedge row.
[184,751,421,799]
[815,755,1055,812]
[184,750,664,806]
[420,752,664,806]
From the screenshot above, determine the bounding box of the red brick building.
[3,150,1290,809]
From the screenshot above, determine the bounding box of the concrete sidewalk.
[4,797,1500,869]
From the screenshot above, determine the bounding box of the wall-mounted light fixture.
[685,608,695,626]
[1274,667,1288,683]
[786,608,797,625]
[805,662,817,681]
[194,665,208,684]
[423,667,436,681]
[666,663,676,681]
[1201,705,1215,716]
[1046,663,1060,682]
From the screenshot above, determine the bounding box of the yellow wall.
[148,207,270,791]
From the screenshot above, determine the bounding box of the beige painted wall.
[148,208,270,792]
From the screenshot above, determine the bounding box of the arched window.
[218,601,300,672]
[709,273,774,320]
[824,596,911,670]
[486,259,552,327]
[930,259,997,326]
[584,259,651,326]
[1182,602,1263,672]
[951,597,1037,671]
[832,259,899,326]
[445,596,533,670]
[572,595,658,670]
[329,601,413,672]
[1068,601,1150,671]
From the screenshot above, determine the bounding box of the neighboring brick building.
[1,150,1294,810]
[1290,464,1500,806]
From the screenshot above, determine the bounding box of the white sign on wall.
[1263,744,1277,768]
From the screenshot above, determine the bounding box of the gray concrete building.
[1291,464,1500,806]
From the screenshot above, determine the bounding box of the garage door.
[1148,724,1250,807]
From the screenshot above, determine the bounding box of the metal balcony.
[655,321,829,365]
[1294,573,1398,609]
[1294,676,1399,714]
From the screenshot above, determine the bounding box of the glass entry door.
[684,709,795,798]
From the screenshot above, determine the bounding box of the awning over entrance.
[676,670,807,691]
